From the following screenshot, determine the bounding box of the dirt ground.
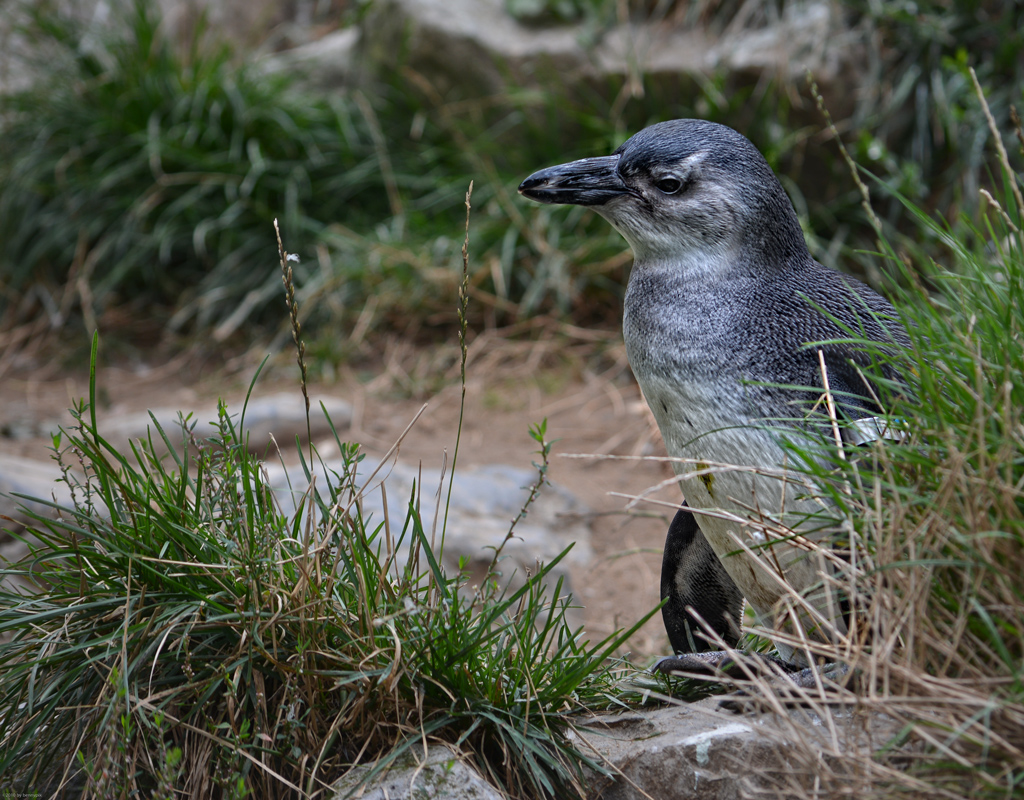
[0,329,684,662]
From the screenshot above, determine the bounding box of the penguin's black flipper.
[660,505,744,654]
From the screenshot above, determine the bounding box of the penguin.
[519,119,910,673]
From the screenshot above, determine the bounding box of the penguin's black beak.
[518,155,631,206]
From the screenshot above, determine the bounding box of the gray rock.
[355,0,856,101]
[331,743,503,800]
[328,697,903,800]
[578,698,903,799]
[356,0,588,97]
[102,392,353,456]
[257,28,361,89]
[0,453,74,528]
[262,457,593,623]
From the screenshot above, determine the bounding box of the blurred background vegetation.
[0,0,1022,371]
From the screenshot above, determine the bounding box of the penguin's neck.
[622,257,761,376]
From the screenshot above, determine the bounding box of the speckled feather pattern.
[520,119,911,665]
[612,123,909,659]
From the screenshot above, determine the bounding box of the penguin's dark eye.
[655,177,685,194]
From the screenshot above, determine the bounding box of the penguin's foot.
[652,650,801,681]
[653,652,851,712]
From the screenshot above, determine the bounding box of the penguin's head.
[519,119,809,273]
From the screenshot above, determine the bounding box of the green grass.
[0,211,660,799]
[0,351,655,798]
[852,168,1024,796]
[0,0,429,336]
[708,81,1024,798]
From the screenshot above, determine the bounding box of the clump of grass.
[837,108,1024,797]
[0,214,654,798]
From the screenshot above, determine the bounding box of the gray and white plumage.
[519,119,910,668]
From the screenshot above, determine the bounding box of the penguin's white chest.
[638,372,795,509]
[637,371,829,624]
